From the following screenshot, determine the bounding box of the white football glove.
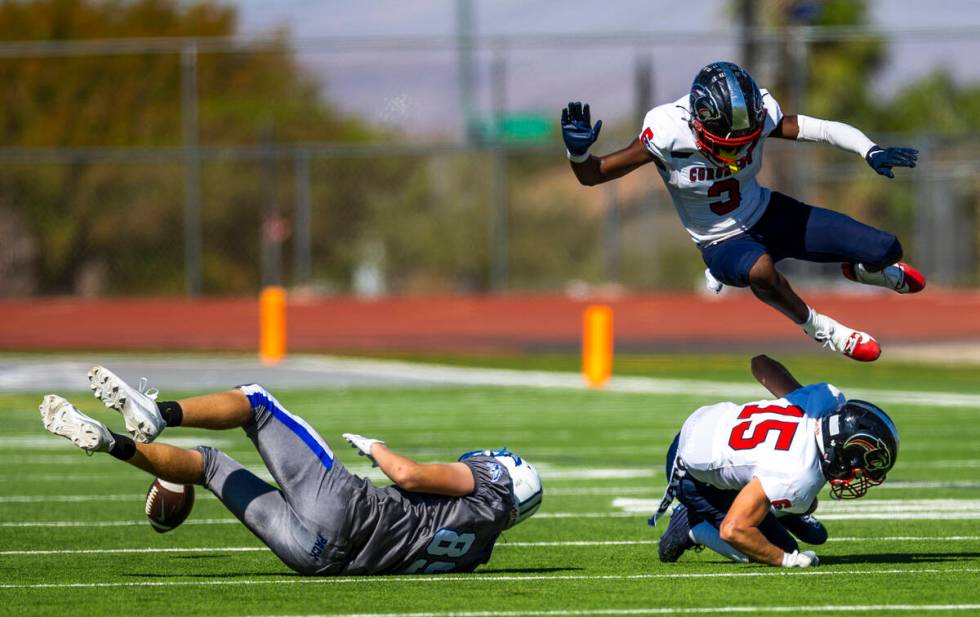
[342,433,384,466]
[781,550,819,568]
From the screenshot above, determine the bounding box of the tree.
[0,0,376,295]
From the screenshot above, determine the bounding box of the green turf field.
[2,356,979,616]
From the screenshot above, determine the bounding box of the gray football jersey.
[339,456,514,575]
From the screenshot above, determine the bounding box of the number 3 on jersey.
[708,177,741,215]
[728,404,804,451]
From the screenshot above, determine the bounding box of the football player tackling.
[38,367,542,575]
[562,61,925,361]
[650,354,898,567]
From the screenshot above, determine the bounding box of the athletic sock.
[801,307,819,336]
[107,432,137,461]
[690,521,749,563]
[158,401,183,427]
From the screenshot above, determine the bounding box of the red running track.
[1,290,978,353]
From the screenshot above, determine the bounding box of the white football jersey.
[639,90,783,245]
[676,383,845,514]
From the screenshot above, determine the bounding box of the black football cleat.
[658,504,697,562]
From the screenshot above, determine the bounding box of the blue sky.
[229,1,980,137]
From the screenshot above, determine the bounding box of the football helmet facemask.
[459,448,542,528]
[818,400,899,499]
[688,61,767,166]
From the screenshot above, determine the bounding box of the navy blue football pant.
[665,434,825,551]
[700,191,903,287]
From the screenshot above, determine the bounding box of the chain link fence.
[1,28,978,297]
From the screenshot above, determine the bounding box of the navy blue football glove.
[561,101,603,157]
[866,145,918,179]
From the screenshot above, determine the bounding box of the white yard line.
[0,436,232,449]
[10,506,980,528]
[540,469,657,480]
[534,512,651,519]
[548,487,658,496]
[296,357,980,409]
[612,498,980,517]
[919,460,980,468]
[0,518,240,528]
[0,493,223,504]
[283,356,980,409]
[9,497,980,527]
[5,355,980,408]
[815,513,980,520]
[243,605,980,617]
[6,481,977,502]
[0,494,166,504]
[3,536,979,557]
[0,567,976,590]
[0,546,267,556]
[871,481,980,490]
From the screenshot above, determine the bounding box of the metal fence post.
[181,43,202,296]
[260,130,282,289]
[294,147,312,286]
[604,184,621,282]
[490,146,508,291]
[914,139,934,278]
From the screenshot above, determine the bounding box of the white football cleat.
[88,366,165,443]
[39,394,115,453]
[804,312,880,362]
[841,261,925,294]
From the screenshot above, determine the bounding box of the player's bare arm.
[771,113,918,179]
[344,433,476,496]
[561,101,653,186]
[567,137,653,186]
[770,114,799,139]
[720,479,818,568]
[371,444,476,496]
[750,354,803,398]
[718,478,784,565]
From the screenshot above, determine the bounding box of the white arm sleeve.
[796,114,875,158]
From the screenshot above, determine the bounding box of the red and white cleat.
[831,328,881,362]
[841,262,926,294]
[805,313,881,362]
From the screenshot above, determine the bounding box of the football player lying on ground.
[649,354,898,567]
[562,61,925,362]
[38,366,543,576]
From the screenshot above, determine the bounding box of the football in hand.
[144,478,195,533]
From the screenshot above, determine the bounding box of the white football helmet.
[459,448,542,528]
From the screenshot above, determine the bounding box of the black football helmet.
[818,400,899,500]
[688,61,767,166]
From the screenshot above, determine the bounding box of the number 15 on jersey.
[728,404,805,451]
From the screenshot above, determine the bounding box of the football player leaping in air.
[562,61,924,361]
[650,354,898,567]
[38,366,542,576]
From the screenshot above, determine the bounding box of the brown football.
[144,478,195,533]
